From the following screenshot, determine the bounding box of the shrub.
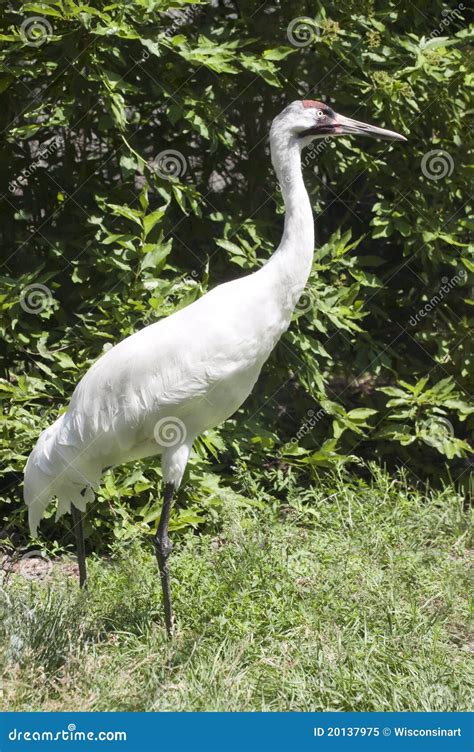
[0,0,472,547]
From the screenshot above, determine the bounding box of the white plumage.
[25,268,298,534]
[24,100,405,632]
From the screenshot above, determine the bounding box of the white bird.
[24,100,406,635]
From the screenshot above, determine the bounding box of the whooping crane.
[24,100,406,636]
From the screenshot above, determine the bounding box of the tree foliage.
[0,0,472,546]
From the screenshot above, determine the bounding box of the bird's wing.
[62,271,281,455]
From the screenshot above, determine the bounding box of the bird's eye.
[316,110,324,118]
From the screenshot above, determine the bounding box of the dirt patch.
[1,551,80,583]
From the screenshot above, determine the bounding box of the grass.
[1,469,472,711]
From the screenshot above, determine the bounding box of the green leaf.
[140,243,172,272]
[106,203,143,227]
[143,208,165,238]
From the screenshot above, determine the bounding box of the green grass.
[1,470,472,711]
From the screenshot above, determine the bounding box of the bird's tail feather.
[24,414,96,536]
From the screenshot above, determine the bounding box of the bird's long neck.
[263,135,315,313]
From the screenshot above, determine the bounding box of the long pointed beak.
[335,113,407,142]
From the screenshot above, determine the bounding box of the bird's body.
[24,241,311,534]
[24,100,405,634]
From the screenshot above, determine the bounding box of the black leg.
[71,504,87,588]
[153,482,175,637]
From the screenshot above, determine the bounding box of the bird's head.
[271,99,407,147]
